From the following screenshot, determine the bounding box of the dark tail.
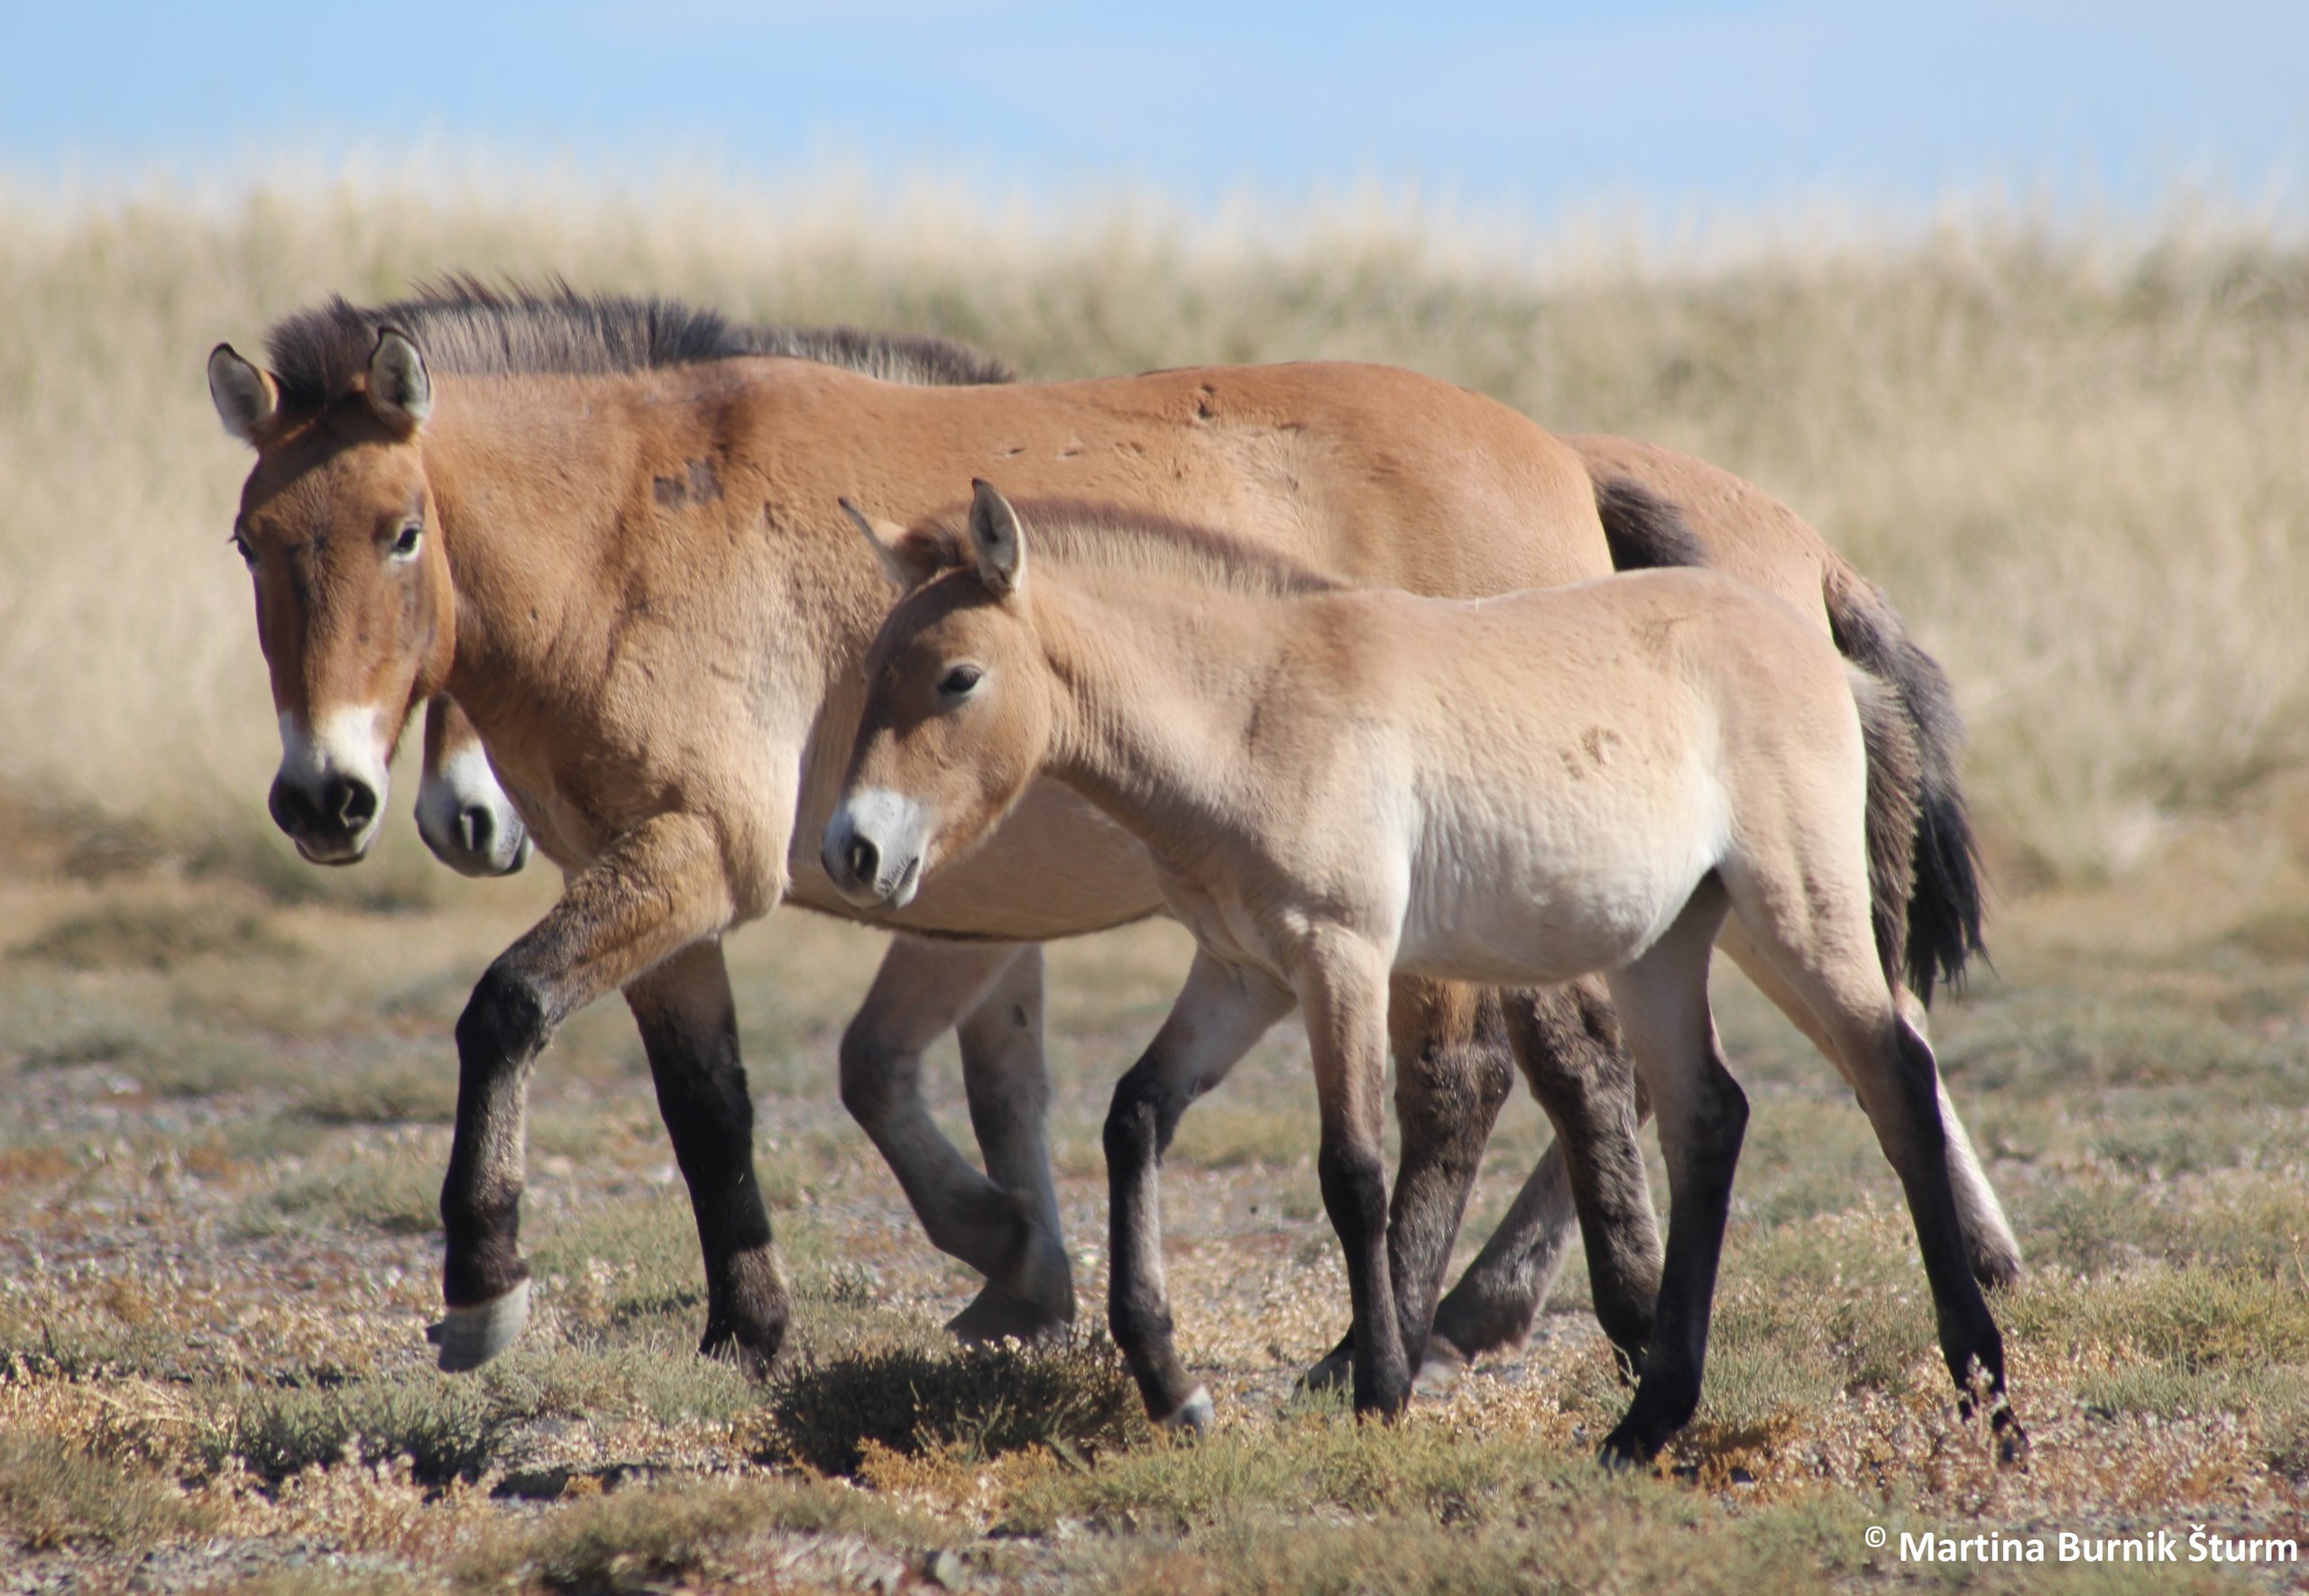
[1594,476,1708,571]
[1844,667,1923,993]
[1821,564,1987,1003]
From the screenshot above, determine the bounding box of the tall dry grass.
[1,177,2304,883]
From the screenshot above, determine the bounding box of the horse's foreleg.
[840,939,1072,1325]
[626,940,785,1378]
[1300,979,1513,1392]
[1299,938,1412,1417]
[432,810,740,1372]
[1106,951,1295,1427]
[1496,981,1662,1371]
[951,947,1072,1341]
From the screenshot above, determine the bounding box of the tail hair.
[1823,564,1987,1002]
[1595,477,1708,571]
[1844,665,1922,992]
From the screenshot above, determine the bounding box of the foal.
[826,483,2023,1465]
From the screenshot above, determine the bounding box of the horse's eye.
[938,665,983,697]
[229,531,255,564]
[390,521,423,559]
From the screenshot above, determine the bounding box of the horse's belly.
[1397,784,1722,986]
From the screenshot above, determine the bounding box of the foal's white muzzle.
[269,710,389,866]
[822,790,931,910]
[416,742,533,877]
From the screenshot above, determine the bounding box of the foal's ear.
[364,326,433,433]
[839,499,952,592]
[207,344,281,446]
[967,479,1027,599]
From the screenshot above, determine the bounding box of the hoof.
[1995,1414,2031,1468]
[427,1280,530,1371]
[1296,1342,1352,1395]
[1158,1385,1214,1433]
[700,1319,782,1382]
[1412,1337,1469,1399]
[1596,1422,1658,1472]
[948,1284,1068,1347]
[1009,1223,1076,1325]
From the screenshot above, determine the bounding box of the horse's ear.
[967,479,1027,599]
[207,344,280,446]
[839,499,952,592]
[365,326,433,433]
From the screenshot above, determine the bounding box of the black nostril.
[267,776,311,837]
[329,776,378,831]
[458,805,494,858]
[847,836,879,886]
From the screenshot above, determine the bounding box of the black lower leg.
[630,944,787,1378]
[1601,1061,1745,1467]
[441,961,552,1308]
[1104,1059,1198,1419]
[1320,1136,1410,1416]
[1506,983,1662,1366]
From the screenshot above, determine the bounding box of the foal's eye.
[389,521,423,559]
[938,665,983,698]
[229,532,255,565]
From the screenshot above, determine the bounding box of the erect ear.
[838,499,958,592]
[207,344,280,445]
[967,479,1027,599]
[365,326,433,432]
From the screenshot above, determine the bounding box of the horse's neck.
[1037,579,1276,864]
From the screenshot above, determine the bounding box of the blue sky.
[5,2,2303,217]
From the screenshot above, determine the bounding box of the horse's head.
[416,694,531,877]
[824,481,1053,910]
[208,328,455,865]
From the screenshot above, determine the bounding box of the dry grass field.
[4,179,2309,1591]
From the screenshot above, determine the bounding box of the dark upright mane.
[261,278,1013,413]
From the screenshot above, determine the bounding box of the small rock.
[925,1548,967,1588]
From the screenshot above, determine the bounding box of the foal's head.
[207,330,454,864]
[823,481,1053,911]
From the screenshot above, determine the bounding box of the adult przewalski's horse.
[825,482,2027,1462]
[207,285,2013,1377]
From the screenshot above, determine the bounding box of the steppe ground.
[4,181,2309,1591]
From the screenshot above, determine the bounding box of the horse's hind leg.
[840,938,1072,1328]
[952,948,1071,1343]
[1715,922,2020,1289]
[626,940,786,1377]
[1497,981,1662,1371]
[1597,883,1745,1466]
[1725,887,2025,1460]
[1106,951,1297,1426]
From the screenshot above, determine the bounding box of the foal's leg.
[1727,909,2023,1459]
[1300,980,1515,1392]
[952,948,1072,1342]
[839,938,1072,1326]
[1716,922,2021,1289]
[1597,885,1746,1467]
[1105,951,1297,1426]
[1298,938,1415,1417]
[432,811,744,1371]
[626,940,786,1376]
[1497,982,1662,1371]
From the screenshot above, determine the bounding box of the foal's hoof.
[1296,1344,1352,1395]
[1010,1225,1076,1325]
[1157,1385,1215,1434]
[1596,1420,1661,1473]
[1412,1336,1470,1398]
[947,1284,1068,1347]
[427,1280,530,1372]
